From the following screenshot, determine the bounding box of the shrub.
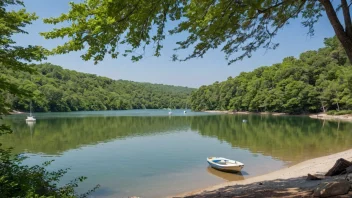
[327,110,352,115]
[0,127,99,197]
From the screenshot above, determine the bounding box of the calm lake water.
[2,110,352,197]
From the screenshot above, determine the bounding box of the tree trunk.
[335,90,340,111]
[321,101,326,112]
[320,0,352,63]
[341,0,352,38]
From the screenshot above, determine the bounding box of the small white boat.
[207,157,244,172]
[168,102,172,115]
[26,101,36,122]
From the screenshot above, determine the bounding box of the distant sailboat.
[184,102,187,114]
[26,101,36,122]
[168,101,172,115]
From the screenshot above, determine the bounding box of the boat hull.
[26,116,36,122]
[207,162,243,172]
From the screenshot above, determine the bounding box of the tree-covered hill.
[2,63,194,112]
[190,37,352,114]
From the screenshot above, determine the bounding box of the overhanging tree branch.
[41,0,352,64]
[257,1,286,14]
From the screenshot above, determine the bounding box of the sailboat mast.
[29,101,32,117]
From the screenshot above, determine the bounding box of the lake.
[1,110,352,197]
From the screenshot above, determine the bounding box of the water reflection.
[191,114,352,163]
[2,111,352,198]
[26,120,35,128]
[1,116,191,154]
[24,121,35,153]
[206,166,245,181]
[1,112,352,164]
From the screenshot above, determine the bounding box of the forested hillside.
[2,63,194,112]
[190,37,352,114]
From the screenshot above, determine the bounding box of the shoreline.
[204,110,352,122]
[172,148,352,197]
[309,113,352,122]
[204,110,290,116]
[9,110,25,115]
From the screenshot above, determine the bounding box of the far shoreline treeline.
[2,63,194,112]
[190,37,352,115]
[4,37,352,115]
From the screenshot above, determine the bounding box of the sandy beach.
[309,113,352,122]
[204,110,290,116]
[204,110,352,122]
[9,110,25,114]
[172,149,352,197]
[203,110,231,114]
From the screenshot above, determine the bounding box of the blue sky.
[15,0,335,88]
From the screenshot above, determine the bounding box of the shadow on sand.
[182,174,352,198]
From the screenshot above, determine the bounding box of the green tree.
[0,0,46,130]
[0,1,97,197]
[40,0,352,64]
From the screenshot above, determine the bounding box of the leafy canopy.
[41,0,350,64]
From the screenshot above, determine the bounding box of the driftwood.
[306,173,321,180]
[325,158,352,176]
